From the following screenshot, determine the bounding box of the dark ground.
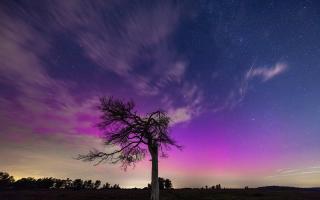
[1,188,320,200]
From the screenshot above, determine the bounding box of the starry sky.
[1,0,320,188]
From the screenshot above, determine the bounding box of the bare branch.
[77,96,181,168]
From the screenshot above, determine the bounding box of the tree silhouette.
[77,97,181,200]
[36,177,55,189]
[83,180,94,189]
[0,172,14,189]
[164,178,172,189]
[54,179,65,189]
[72,179,83,190]
[94,180,101,189]
[158,177,165,190]
[112,184,121,189]
[102,182,111,189]
[14,177,36,189]
[64,178,73,189]
[0,173,121,191]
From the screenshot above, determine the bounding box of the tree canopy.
[77,97,181,168]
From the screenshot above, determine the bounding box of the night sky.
[1,0,320,188]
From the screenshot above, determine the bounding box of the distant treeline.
[0,171,118,190]
[0,172,174,190]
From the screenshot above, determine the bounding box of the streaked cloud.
[246,62,288,82]
[50,0,185,96]
[168,107,192,125]
[267,166,320,178]
[0,5,101,140]
[220,62,289,111]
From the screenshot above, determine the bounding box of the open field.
[1,188,320,200]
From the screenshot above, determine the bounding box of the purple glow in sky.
[0,0,320,188]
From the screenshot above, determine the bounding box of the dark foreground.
[1,188,320,200]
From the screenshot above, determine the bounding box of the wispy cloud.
[219,62,289,111]
[0,6,101,141]
[267,166,320,178]
[0,0,197,145]
[1,1,291,132]
[246,62,288,82]
[160,81,205,125]
[168,107,192,125]
[50,0,185,96]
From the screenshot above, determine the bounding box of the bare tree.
[77,97,181,200]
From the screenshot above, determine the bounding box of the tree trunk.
[150,145,159,200]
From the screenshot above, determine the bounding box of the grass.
[1,188,320,200]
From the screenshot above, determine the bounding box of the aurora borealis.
[0,0,320,188]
